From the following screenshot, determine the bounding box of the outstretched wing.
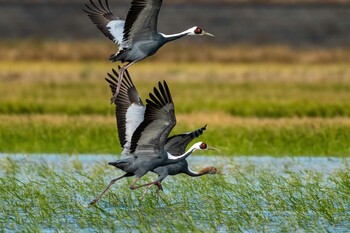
[84,0,125,45]
[105,67,145,154]
[130,80,176,158]
[165,125,207,156]
[122,0,162,48]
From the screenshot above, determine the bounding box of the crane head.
[206,166,218,174]
[198,166,218,175]
[194,142,220,151]
[188,26,214,37]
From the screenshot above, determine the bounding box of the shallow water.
[0,153,349,232]
[0,153,348,176]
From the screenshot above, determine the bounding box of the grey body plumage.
[104,68,217,196]
[84,0,213,98]
[88,68,214,204]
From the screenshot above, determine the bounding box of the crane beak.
[207,146,220,152]
[203,31,214,37]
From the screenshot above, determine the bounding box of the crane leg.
[111,61,135,102]
[130,179,161,190]
[141,181,163,196]
[88,174,127,205]
[142,183,154,196]
[155,181,163,195]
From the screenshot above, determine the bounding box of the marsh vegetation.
[0,155,349,232]
[1,41,349,231]
[1,59,350,156]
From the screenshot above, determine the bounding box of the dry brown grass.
[3,113,350,128]
[1,40,350,64]
[0,114,115,126]
[176,113,350,128]
[1,61,349,85]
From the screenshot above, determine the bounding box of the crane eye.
[194,27,203,34]
[200,142,207,149]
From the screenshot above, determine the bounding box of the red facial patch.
[194,27,203,34]
[200,142,207,149]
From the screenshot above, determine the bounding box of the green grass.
[1,61,350,156]
[0,156,349,232]
[0,62,350,117]
[1,57,350,231]
[1,115,350,156]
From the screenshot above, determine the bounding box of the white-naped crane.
[83,0,213,100]
[88,67,217,205]
[106,68,218,195]
[144,126,218,195]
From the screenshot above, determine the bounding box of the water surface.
[0,153,348,176]
[0,153,349,232]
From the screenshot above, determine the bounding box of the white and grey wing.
[130,80,176,157]
[122,0,163,47]
[105,67,145,152]
[84,0,125,45]
[165,125,207,156]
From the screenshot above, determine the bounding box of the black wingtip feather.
[163,81,173,104]
[157,81,168,104]
[112,68,119,78]
[104,0,111,12]
[98,0,108,13]
[153,86,166,106]
[84,0,120,42]
[147,94,161,108]
[145,81,174,109]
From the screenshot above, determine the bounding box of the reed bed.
[0,156,348,232]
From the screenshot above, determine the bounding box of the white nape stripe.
[107,20,125,45]
[159,27,196,38]
[188,168,199,175]
[124,103,145,150]
[167,142,201,160]
[167,152,180,160]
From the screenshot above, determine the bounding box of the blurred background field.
[1,2,350,232]
[1,1,350,156]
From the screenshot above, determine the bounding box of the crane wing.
[164,125,207,156]
[130,80,176,157]
[105,67,145,155]
[122,0,163,47]
[84,0,125,45]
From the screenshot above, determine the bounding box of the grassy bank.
[1,114,350,156]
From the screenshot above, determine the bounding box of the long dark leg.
[111,61,135,102]
[130,174,166,194]
[130,179,162,190]
[137,179,168,202]
[155,181,163,195]
[89,173,127,205]
[142,180,164,197]
[142,183,153,196]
